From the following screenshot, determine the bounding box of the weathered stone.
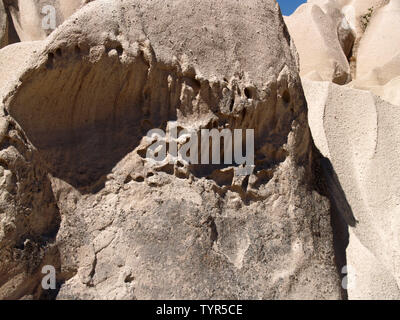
[285,3,351,84]
[356,0,400,83]
[308,0,355,57]
[349,75,400,106]
[303,79,400,299]
[0,0,341,299]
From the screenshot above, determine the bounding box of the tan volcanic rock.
[354,53,400,87]
[356,0,400,82]
[348,0,389,36]
[303,79,400,299]
[311,0,388,37]
[285,3,351,84]
[0,0,341,299]
[377,76,400,106]
[306,0,389,79]
[348,0,400,106]
[307,0,355,58]
[349,75,400,106]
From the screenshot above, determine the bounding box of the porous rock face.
[303,79,400,299]
[283,0,400,300]
[0,0,341,299]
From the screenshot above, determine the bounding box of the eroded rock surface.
[285,2,351,84]
[0,0,341,299]
[356,0,400,83]
[285,0,392,85]
[348,0,400,105]
[303,79,400,299]
[287,0,400,300]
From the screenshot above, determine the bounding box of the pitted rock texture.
[303,79,400,299]
[284,0,400,300]
[0,0,341,299]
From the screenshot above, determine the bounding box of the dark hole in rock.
[282,90,291,105]
[46,53,54,69]
[116,45,123,56]
[229,98,234,112]
[244,87,253,99]
[133,176,144,182]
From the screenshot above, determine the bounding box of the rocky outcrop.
[330,0,400,108]
[307,0,355,58]
[308,0,388,37]
[348,0,400,106]
[284,0,400,300]
[285,0,392,85]
[284,3,351,84]
[356,0,400,83]
[303,79,400,299]
[0,0,341,299]
[335,0,388,38]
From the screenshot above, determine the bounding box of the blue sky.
[277,0,307,16]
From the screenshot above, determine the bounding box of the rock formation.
[356,0,400,82]
[349,0,400,105]
[284,0,400,108]
[308,0,389,37]
[303,79,400,299]
[283,0,400,300]
[2,0,399,301]
[284,2,351,84]
[0,0,342,299]
[285,0,392,84]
